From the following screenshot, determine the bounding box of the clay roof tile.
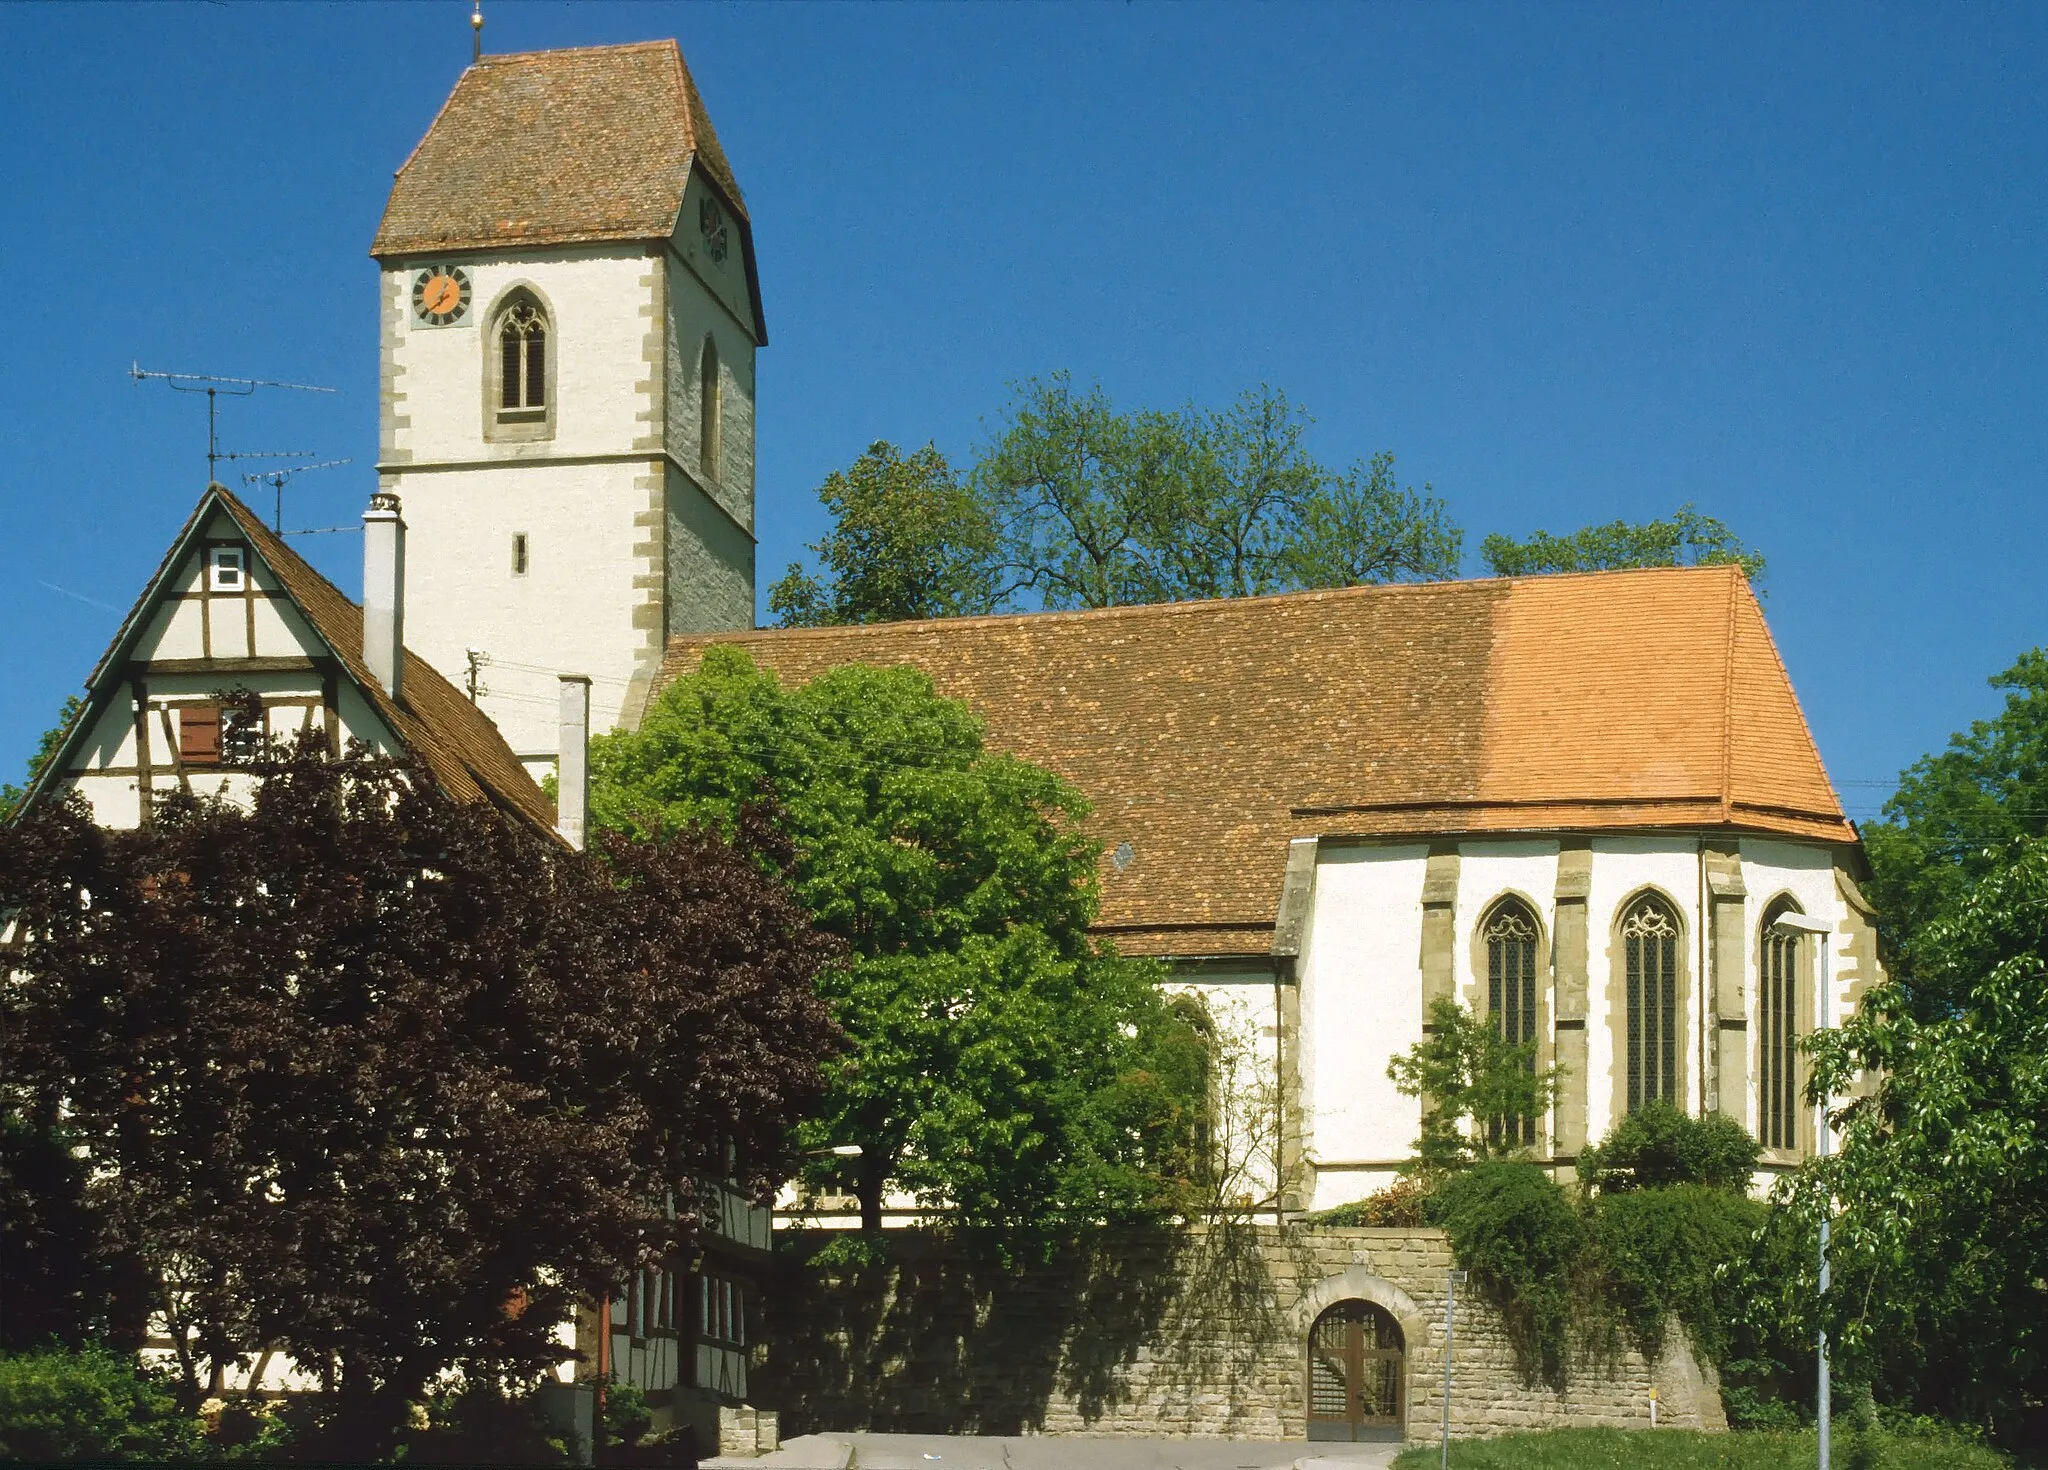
[371,39,744,257]
[649,569,1852,957]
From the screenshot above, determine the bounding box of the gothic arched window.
[496,295,548,421]
[1759,900,1804,1151]
[1621,893,1681,1113]
[1164,993,1217,1184]
[1483,899,1542,1146]
[698,334,721,481]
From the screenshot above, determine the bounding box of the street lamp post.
[1773,911,1834,1470]
[1441,1268,1467,1470]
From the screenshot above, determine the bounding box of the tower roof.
[372,39,746,258]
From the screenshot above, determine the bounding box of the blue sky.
[3,2,2043,823]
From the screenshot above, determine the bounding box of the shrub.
[1306,1176,1434,1227]
[210,1397,296,1460]
[402,1382,573,1465]
[1592,1182,1766,1361]
[0,1346,203,1461]
[1577,1100,1760,1194]
[1429,1163,1586,1387]
[604,1381,654,1450]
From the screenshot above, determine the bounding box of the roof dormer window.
[208,546,246,592]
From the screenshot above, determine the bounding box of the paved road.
[712,1432,1404,1470]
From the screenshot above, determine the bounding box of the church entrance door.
[1306,1300,1405,1442]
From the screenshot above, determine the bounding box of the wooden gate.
[1306,1300,1405,1442]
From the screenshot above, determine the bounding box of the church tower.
[371,40,765,778]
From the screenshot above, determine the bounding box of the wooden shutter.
[179,704,221,766]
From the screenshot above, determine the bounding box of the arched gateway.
[1307,1299,1406,1442]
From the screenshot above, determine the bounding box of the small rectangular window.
[512,533,528,575]
[179,704,221,766]
[696,1272,746,1346]
[208,547,245,593]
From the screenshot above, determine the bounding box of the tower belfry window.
[497,299,547,420]
[698,335,720,481]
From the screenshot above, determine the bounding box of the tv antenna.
[242,457,353,533]
[130,365,337,484]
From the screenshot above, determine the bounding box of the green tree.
[1801,832,2048,1441]
[1387,999,1562,1173]
[1480,503,1766,584]
[589,646,1202,1242]
[775,378,1462,626]
[975,376,1461,609]
[1862,648,2048,990]
[969,373,1180,609]
[768,442,1000,627]
[2,694,84,814]
[1283,450,1464,591]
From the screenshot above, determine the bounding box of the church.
[362,36,1874,1206]
[29,35,1877,1450]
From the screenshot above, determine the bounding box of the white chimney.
[556,674,591,850]
[362,492,406,703]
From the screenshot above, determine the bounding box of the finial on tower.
[471,1,483,63]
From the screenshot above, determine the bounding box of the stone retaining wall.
[761,1225,1723,1444]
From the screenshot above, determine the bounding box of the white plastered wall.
[1738,837,1854,1164]
[384,248,655,465]
[1291,832,1860,1211]
[54,513,401,827]
[381,233,759,778]
[666,172,759,532]
[1165,970,1283,1208]
[1298,844,1429,1209]
[383,249,662,774]
[1580,837,1706,1149]
[388,457,651,770]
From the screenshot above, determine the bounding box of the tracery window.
[496,297,547,419]
[1166,993,1218,1183]
[1483,900,1541,1146]
[1760,903,1803,1151]
[1621,894,1680,1113]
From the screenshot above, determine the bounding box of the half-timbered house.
[20,480,775,1454]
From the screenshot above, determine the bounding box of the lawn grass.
[1388,1426,2010,1470]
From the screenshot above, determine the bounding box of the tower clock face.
[410,265,473,326]
[699,196,729,265]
